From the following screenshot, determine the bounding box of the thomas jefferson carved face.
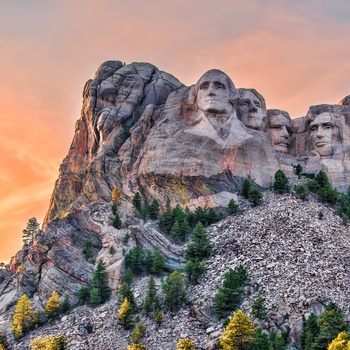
[309,112,341,156]
[238,90,264,130]
[197,71,234,116]
[267,113,292,154]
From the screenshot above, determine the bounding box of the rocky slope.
[4,192,350,349]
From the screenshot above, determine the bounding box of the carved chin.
[274,143,289,153]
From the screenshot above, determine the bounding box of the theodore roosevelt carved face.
[266,110,292,154]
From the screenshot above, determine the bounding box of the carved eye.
[216,83,225,89]
[240,101,248,106]
[255,101,261,108]
[199,83,209,90]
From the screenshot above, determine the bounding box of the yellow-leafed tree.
[127,345,147,350]
[30,335,66,350]
[44,291,61,319]
[177,337,195,350]
[328,331,350,350]
[118,297,133,329]
[220,310,255,350]
[112,187,122,203]
[11,294,34,339]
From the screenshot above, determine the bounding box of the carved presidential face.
[197,71,233,115]
[238,90,264,130]
[268,114,292,154]
[309,112,341,156]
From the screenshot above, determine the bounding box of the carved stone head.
[195,69,239,117]
[339,95,350,106]
[237,88,267,130]
[309,112,342,157]
[266,109,292,154]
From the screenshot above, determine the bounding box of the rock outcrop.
[1,60,350,348]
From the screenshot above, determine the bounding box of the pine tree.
[89,287,101,306]
[213,265,248,320]
[132,192,142,211]
[123,267,134,285]
[269,332,287,350]
[22,217,40,245]
[171,220,183,242]
[163,271,187,313]
[118,298,133,329]
[11,294,34,339]
[248,187,263,206]
[113,212,122,229]
[155,310,163,327]
[151,247,165,275]
[273,170,290,194]
[91,259,110,304]
[176,337,195,350]
[0,330,9,350]
[78,286,90,305]
[44,291,61,319]
[220,310,255,350]
[247,328,270,350]
[194,206,207,226]
[60,295,71,314]
[228,199,240,215]
[118,282,137,310]
[144,250,154,274]
[251,297,267,320]
[149,199,160,220]
[313,302,349,350]
[242,179,251,198]
[185,222,212,261]
[294,184,309,200]
[82,240,93,260]
[140,201,150,220]
[112,187,122,203]
[184,258,205,285]
[125,245,145,275]
[143,276,160,317]
[130,322,146,344]
[300,313,319,350]
[328,331,349,350]
[294,163,303,177]
[159,199,174,233]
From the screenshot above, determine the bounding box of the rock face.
[1,60,350,347]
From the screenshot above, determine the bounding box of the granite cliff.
[1,61,350,348]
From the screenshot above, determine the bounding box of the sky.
[0,0,350,263]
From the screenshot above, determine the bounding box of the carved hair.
[339,95,350,106]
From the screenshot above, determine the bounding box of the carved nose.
[249,102,257,112]
[281,127,289,138]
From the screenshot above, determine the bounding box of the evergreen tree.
[163,271,187,313]
[251,297,267,320]
[30,335,67,350]
[176,338,195,350]
[91,259,111,304]
[130,322,147,344]
[185,222,212,261]
[294,184,309,200]
[294,163,303,177]
[269,332,287,350]
[149,199,160,220]
[118,298,134,329]
[11,294,34,339]
[145,250,154,274]
[123,267,134,285]
[132,192,142,211]
[184,206,196,228]
[300,313,319,350]
[328,331,350,350]
[0,330,9,350]
[140,201,150,220]
[143,276,160,317]
[171,220,183,242]
[313,302,349,350]
[248,187,263,206]
[183,258,205,285]
[315,171,330,188]
[82,240,93,260]
[228,199,240,215]
[118,282,137,310]
[213,265,248,320]
[159,199,174,233]
[220,310,255,350]
[44,291,61,320]
[60,295,71,314]
[180,218,192,240]
[194,206,207,226]
[273,170,290,194]
[155,310,164,327]
[125,246,145,275]
[112,187,122,203]
[22,217,40,245]
[89,287,101,306]
[113,212,122,229]
[247,328,270,350]
[242,179,251,198]
[151,247,165,275]
[206,207,219,225]
[77,286,90,305]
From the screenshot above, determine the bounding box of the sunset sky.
[0,0,350,262]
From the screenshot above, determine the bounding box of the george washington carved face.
[196,70,237,116]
